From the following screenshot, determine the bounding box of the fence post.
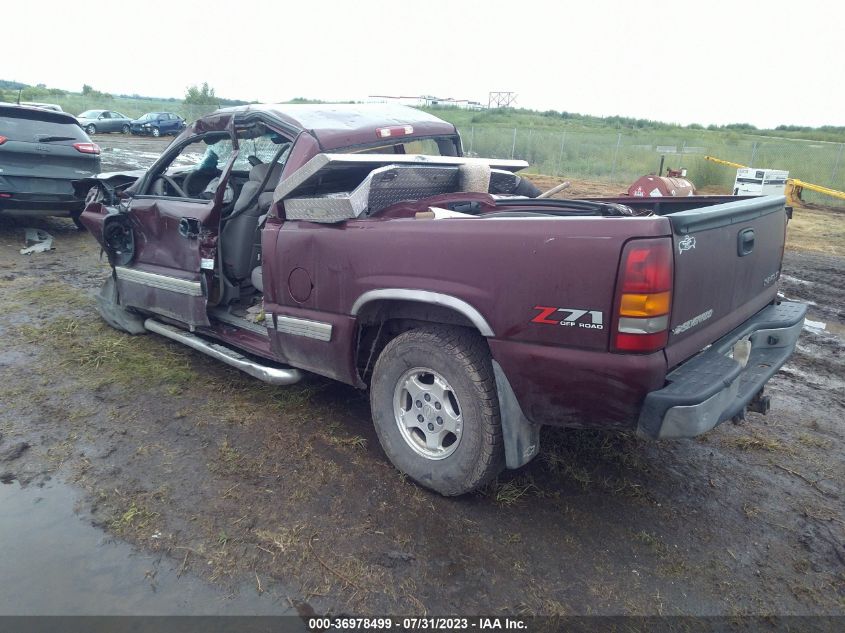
[750,142,758,166]
[527,128,534,164]
[610,132,622,184]
[511,128,517,159]
[468,126,474,156]
[556,131,567,177]
[832,143,844,184]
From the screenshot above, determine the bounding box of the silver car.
[77,109,133,135]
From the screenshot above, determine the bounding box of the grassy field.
[420,107,845,203]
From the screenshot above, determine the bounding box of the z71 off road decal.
[531,306,604,330]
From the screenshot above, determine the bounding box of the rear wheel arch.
[352,291,494,382]
[351,290,494,335]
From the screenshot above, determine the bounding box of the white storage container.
[734,168,789,196]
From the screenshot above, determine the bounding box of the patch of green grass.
[10,283,92,310]
[110,502,158,534]
[18,317,198,389]
[267,383,324,413]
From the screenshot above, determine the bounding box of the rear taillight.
[73,142,101,155]
[0,135,7,145]
[612,238,673,353]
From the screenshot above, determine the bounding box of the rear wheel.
[85,124,96,135]
[370,326,504,496]
[151,126,161,138]
[121,124,130,134]
[70,212,86,231]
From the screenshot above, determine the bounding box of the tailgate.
[0,140,98,179]
[664,196,787,368]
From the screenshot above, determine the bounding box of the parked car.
[130,112,185,137]
[77,110,133,135]
[78,104,806,496]
[0,104,100,227]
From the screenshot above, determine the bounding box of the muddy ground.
[0,134,843,618]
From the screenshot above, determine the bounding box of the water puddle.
[0,480,298,616]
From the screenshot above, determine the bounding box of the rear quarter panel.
[263,214,674,426]
[268,215,672,351]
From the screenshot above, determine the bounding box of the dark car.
[130,112,185,137]
[0,104,100,226]
[77,110,133,135]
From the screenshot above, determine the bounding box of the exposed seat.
[222,162,283,283]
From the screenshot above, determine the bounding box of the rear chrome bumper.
[637,301,807,439]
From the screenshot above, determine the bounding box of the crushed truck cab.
[79,103,806,496]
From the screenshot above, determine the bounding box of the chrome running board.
[143,318,302,385]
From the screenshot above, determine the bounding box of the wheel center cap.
[422,404,434,419]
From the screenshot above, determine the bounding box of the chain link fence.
[461,125,845,207]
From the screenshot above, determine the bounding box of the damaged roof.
[214,102,458,150]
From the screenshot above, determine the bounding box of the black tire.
[85,124,96,135]
[151,126,161,138]
[70,212,86,231]
[96,276,147,335]
[121,124,130,134]
[370,326,504,496]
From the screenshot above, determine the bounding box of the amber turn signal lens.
[619,291,671,317]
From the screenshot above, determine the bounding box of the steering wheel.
[158,175,188,198]
[182,169,213,197]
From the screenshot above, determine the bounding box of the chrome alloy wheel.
[393,367,463,460]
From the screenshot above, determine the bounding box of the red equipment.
[627,171,696,197]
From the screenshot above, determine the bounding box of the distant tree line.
[82,84,113,100]
[184,82,249,107]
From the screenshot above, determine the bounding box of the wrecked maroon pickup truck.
[78,103,806,495]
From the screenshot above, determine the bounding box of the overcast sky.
[6,0,843,128]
